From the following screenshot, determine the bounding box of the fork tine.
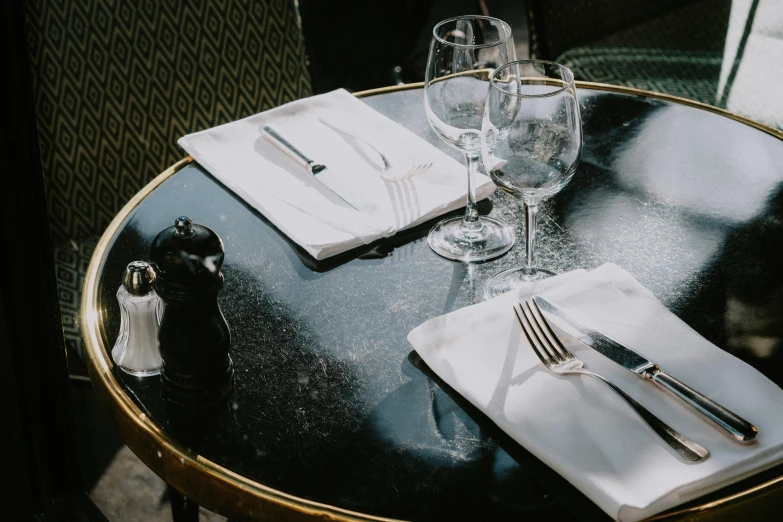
[513,305,552,367]
[384,167,410,182]
[402,166,421,180]
[408,163,431,179]
[383,162,432,182]
[403,163,429,180]
[529,299,576,361]
[522,301,565,363]
[511,305,551,366]
[517,304,711,463]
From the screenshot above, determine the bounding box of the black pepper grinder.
[150,216,233,406]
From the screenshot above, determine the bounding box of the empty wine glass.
[424,15,516,262]
[482,60,583,298]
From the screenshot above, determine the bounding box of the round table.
[83,83,783,521]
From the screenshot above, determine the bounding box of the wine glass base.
[427,216,515,262]
[483,267,558,300]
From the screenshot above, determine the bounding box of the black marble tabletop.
[97,87,783,521]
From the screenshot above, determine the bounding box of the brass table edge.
[80,157,399,521]
[354,81,783,140]
[81,87,783,521]
[353,82,426,98]
[647,474,783,520]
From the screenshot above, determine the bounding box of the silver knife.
[533,296,758,442]
[260,124,377,213]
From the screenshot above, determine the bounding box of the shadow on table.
[280,199,496,273]
[405,350,611,522]
[408,350,783,521]
[209,162,496,273]
[310,348,594,521]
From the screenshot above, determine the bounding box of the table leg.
[167,484,199,522]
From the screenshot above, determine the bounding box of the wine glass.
[482,60,583,298]
[424,16,516,262]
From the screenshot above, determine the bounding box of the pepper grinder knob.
[175,215,193,237]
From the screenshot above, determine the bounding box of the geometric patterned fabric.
[25,0,312,244]
[528,0,731,107]
[53,238,98,365]
[718,0,783,131]
[557,48,723,106]
[526,0,695,62]
[24,0,312,366]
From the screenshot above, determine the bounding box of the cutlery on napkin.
[534,295,758,443]
[318,116,432,181]
[260,124,377,213]
[407,263,783,522]
[177,88,496,260]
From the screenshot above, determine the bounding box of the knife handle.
[651,371,758,442]
[261,125,314,170]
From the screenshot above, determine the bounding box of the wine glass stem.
[461,152,482,237]
[523,202,539,278]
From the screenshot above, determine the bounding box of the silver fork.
[514,299,710,463]
[318,117,432,181]
[371,147,432,182]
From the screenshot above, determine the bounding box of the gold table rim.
[81,82,783,521]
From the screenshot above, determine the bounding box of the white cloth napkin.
[408,263,783,522]
[177,89,495,260]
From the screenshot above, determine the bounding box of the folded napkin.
[408,263,783,522]
[177,89,495,260]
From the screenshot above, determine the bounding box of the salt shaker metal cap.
[112,261,163,377]
[122,260,156,296]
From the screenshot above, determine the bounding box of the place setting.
[171,13,783,522]
[177,84,495,262]
[409,15,783,522]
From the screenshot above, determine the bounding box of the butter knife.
[261,124,376,213]
[533,296,758,442]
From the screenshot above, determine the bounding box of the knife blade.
[261,124,377,213]
[533,296,758,442]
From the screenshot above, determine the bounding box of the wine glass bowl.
[424,16,517,262]
[482,60,583,297]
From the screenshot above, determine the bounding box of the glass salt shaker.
[112,260,163,376]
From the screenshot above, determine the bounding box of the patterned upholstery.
[527,0,731,106]
[24,0,312,365]
[526,0,690,62]
[53,239,98,367]
[558,49,723,106]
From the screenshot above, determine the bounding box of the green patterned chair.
[526,0,732,106]
[24,0,312,371]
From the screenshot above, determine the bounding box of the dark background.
[298,0,530,93]
[2,1,528,520]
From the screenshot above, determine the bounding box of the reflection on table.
[86,85,783,521]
